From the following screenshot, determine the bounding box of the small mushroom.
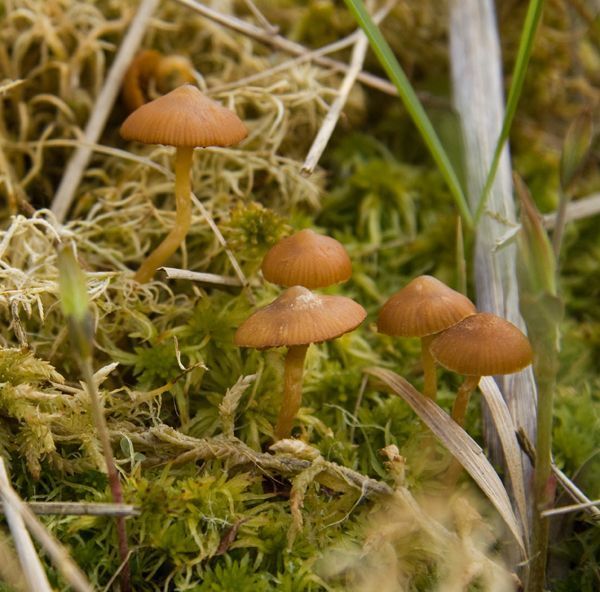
[377,275,476,401]
[430,312,533,427]
[235,285,366,439]
[120,84,247,282]
[261,229,352,289]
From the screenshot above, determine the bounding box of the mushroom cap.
[377,275,476,337]
[261,229,352,289]
[430,312,533,376]
[120,84,248,147]
[234,285,366,349]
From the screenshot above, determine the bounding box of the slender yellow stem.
[451,375,480,427]
[421,334,437,401]
[135,146,194,283]
[274,344,309,440]
[444,374,481,486]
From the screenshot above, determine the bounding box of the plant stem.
[80,356,131,592]
[135,146,194,283]
[527,353,557,592]
[274,344,309,440]
[421,335,437,401]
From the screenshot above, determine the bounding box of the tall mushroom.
[120,84,247,282]
[377,275,476,401]
[261,228,352,289]
[430,312,533,427]
[235,285,366,439]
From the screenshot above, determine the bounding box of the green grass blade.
[474,0,546,224]
[343,0,473,228]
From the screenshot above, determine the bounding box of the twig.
[301,33,369,175]
[209,31,362,94]
[172,0,399,96]
[302,0,394,175]
[51,0,161,222]
[543,192,600,228]
[541,499,600,518]
[0,459,93,592]
[124,426,394,498]
[242,0,278,34]
[1,502,140,517]
[517,428,600,519]
[0,459,52,592]
[552,465,600,518]
[160,267,243,287]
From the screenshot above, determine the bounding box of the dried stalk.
[121,426,394,499]
[172,0,399,96]
[0,459,93,592]
[448,0,537,481]
[0,459,52,592]
[0,502,140,517]
[302,1,394,175]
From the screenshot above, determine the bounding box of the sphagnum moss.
[0,0,598,590]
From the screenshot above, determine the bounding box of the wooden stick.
[1,502,140,517]
[51,0,161,222]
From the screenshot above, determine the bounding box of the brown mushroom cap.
[261,229,352,289]
[234,285,366,349]
[377,275,476,337]
[430,312,533,376]
[120,84,247,147]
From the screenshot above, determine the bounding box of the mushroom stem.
[421,334,437,401]
[274,344,309,440]
[451,375,480,427]
[134,146,194,283]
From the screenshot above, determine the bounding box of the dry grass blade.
[364,366,526,553]
[479,376,528,542]
[0,459,93,592]
[0,459,52,592]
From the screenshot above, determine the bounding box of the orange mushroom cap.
[377,275,476,337]
[234,285,366,349]
[430,312,533,376]
[120,84,247,147]
[261,229,352,289]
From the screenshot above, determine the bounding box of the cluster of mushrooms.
[119,81,533,440]
[236,232,533,440]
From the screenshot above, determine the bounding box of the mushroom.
[430,312,533,427]
[120,84,247,282]
[261,228,352,289]
[122,50,196,113]
[235,285,366,439]
[377,275,476,401]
